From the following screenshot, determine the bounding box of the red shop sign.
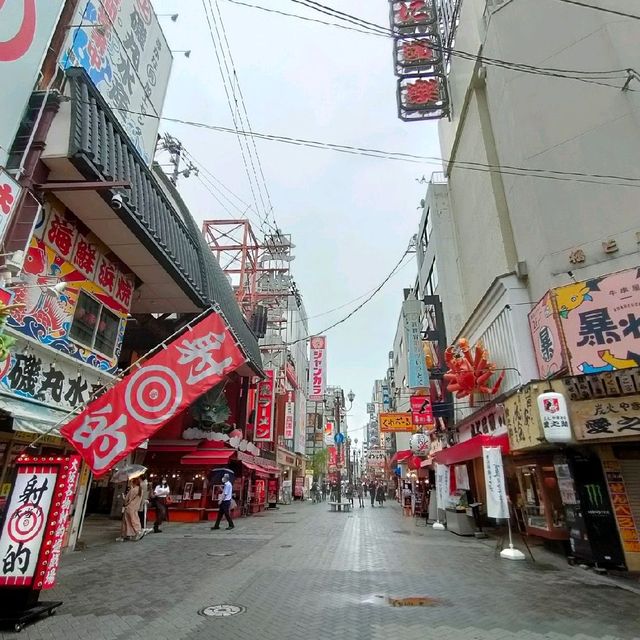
[410,395,435,428]
[254,370,275,442]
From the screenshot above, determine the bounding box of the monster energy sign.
[584,484,604,508]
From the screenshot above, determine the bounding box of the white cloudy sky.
[151,0,442,443]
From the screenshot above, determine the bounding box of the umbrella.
[111,464,147,483]
[208,467,235,483]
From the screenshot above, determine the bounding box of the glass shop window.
[69,290,121,357]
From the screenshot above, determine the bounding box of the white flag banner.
[482,447,509,519]
[435,463,449,510]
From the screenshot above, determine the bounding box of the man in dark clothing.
[370,481,376,507]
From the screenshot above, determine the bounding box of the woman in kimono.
[122,477,143,541]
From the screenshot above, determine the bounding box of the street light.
[334,389,354,505]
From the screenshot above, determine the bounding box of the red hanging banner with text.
[60,311,246,476]
[254,370,275,442]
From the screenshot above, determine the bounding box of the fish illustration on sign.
[555,282,596,319]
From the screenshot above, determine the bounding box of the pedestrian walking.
[211,473,235,530]
[346,483,354,506]
[121,477,143,541]
[152,477,170,533]
[376,482,385,507]
[370,481,376,507]
[138,475,149,529]
[321,482,328,502]
[357,483,365,508]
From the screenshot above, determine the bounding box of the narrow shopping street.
[3,502,638,640]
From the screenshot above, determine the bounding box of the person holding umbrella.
[121,477,143,541]
[211,473,235,530]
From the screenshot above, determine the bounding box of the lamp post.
[334,389,354,503]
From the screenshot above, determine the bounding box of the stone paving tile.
[1,502,639,639]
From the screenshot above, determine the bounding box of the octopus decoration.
[443,338,505,406]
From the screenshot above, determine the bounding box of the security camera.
[111,193,124,210]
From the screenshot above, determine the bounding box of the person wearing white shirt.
[211,474,235,530]
[152,478,170,533]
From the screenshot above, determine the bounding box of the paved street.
[2,502,639,640]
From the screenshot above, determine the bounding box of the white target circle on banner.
[125,366,183,425]
[8,504,44,544]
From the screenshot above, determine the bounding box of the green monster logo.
[584,483,604,508]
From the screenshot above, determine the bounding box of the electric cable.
[286,246,414,345]
[554,0,640,20]
[200,0,270,234]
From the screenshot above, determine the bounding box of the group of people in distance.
[311,479,388,508]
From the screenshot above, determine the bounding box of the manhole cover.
[281,511,297,515]
[280,544,292,548]
[274,521,297,524]
[183,534,194,538]
[392,530,409,535]
[388,596,441,607]
[207,552,235,557]
[198,604,246,618]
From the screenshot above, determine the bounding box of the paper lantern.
[409,433,430,456]
[537,392,572,443]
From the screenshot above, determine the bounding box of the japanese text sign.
[482,447,509,520]
[60,0,173,164]
[366,448,386,470]
[571,394,640,442]
[553,267,640,376]
[528,291,566,379]
[402,299,429,389]
[1,1,65,167]
[379,412,414,433]
[60,311,246,475]
[410,395,435,429]
[536,392,572,444]
[0,455,80,589]
[308,336,327,401]
[284,395,295,440]
[603,461,640,554]
[254,370,275,442]
[0,169,21,244]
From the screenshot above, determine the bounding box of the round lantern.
[409,433,430,456]
[537,392,572,444]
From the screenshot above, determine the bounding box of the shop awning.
[180,449,236,466]
[147,440,199,453]
[433,434,510,466]
[390,450,413,465]
[241,461,270,478]
[0,394,71,436]
[261,465,281,475]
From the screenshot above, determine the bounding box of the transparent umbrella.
[111,464,147,483]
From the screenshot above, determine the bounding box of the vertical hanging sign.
[482,447,509,519]
[284,391,295,440]
[254,370,276,442]
[308,336,327,401]
[402,298,430,389]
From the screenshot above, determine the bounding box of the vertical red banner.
[254,370,275,442]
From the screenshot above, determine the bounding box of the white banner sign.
[308,335,326,401]
[284,400,295,440]
[435,463,449,510]
[482,447,509,519]
[0,1,66,168]
[60,0,173,164]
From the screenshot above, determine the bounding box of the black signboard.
[567,450,626,569]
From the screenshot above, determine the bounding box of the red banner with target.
[60,311,246,476]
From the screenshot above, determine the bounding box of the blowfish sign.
[60,311,246,475]
[0,1,66,167]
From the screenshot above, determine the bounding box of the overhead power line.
[554,0,640,20]
[287,246,414,345]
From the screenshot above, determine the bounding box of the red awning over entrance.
[147,440,198,453]
[432,433,510,466]
[180,449,236,466]
[390,450,413,465]
[241,461,270,478]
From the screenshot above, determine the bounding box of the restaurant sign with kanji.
[0,455,80,590]
[308,336,327,401]
[530,267,640,378]
[60,311,246,475]
[571,394,640,442]
[254,370,275,443]
[379,413,415,433]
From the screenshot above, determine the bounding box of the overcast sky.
[151,0,442,444]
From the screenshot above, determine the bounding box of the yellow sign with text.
[379,413,414,433]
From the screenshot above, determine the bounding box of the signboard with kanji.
[379,413,414,433]
[60,0,173,164]
[308,336,327,401]
[254,370,275,443]
[0,455,80,589]
[528,291,567,379]
[402,298,430,389]
[60,311,246,475]
[0,1,66,168]
[571,394,640,442]
[0,169,21,245]
[410,395,435,429]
